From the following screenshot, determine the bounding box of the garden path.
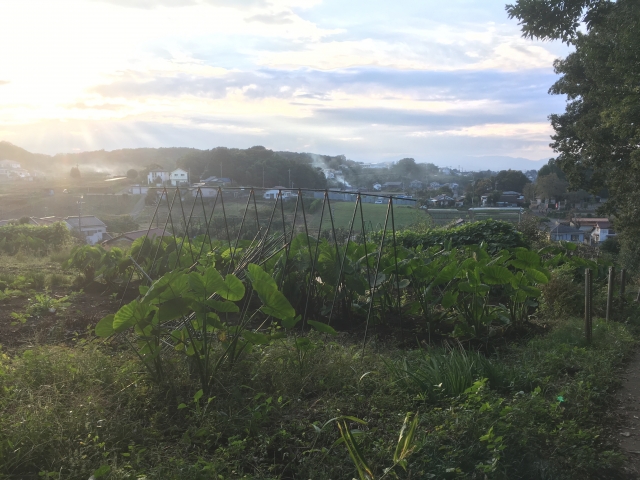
[616,350,640,477]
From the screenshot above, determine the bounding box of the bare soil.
[616,350,640,478]
[0,288,120,351]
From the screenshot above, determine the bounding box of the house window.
[571,235,579,241]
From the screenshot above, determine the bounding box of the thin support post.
[606,266,614,321]
[585,268,592,344]
[620,269,626,317]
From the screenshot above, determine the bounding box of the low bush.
[0,222,72,256]
[394,219,528,254]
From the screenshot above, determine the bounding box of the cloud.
[91,0,266,9]
[246,12,295,24]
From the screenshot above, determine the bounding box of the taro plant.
[96,265,247,392]
[96,262,336,392]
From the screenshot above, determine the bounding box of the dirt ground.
[0,288,121,351]
[616,350,640,478]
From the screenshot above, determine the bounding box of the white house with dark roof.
[549,223,585,243]
[147,169,170,185]
[591,221,616,244]
[170,168,189,186]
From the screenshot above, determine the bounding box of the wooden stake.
[606,266,614,321]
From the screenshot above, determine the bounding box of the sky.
[0,0,569,170]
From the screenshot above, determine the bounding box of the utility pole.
[263,165,265,188]
[289,169,291,189]
[78,195,85,243]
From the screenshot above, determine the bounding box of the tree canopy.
[508,0,640,260]
[537,159,566,181]
[495,169,530,193]
[177,146,327,189]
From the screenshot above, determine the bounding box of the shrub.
[539,264,584,319]
[0,222,72,256]
[102,215,139,234]
[394,219,527,254]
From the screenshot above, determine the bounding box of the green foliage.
[177,145,327,189]
[26,291,71,317]
[64,245,105,284]
[495,169,531,193]
[509,0,640,263]
[0,222,72,256]
[102,214,139,234]
[387,347,507,402]
[394,220,528,254]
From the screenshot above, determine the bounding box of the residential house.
[170,168,189,186]
[147,169,170,185]
[263,187,296,200]
[549,223,585,243]
[372,183,382,191]
[499,191,526,206]
[102,227,169,248]
[569,217,615,244]
[429,194,456,207]
[29,215,107,245]
[382,181,403,191]
[191,185,218,198]
[64,216,108,245]
[591,221,616,244]
[409,180,423,190]
[0,160,21,169]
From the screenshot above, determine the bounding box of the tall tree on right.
[507,0,640,260]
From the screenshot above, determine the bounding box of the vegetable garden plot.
[96,187,605,393]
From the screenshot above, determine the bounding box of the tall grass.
[386,346,511,401]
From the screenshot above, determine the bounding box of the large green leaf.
[206,299,240,313]
[218,274,245,301]
[112,301,139,332]
[481,265,513,285]
[307,320,337,335]
[157,298,190,323]
[281,315,301,329]
[525,268,550,284]
[113,300,149,333]
[95,314,115,337]
[242,330,271,345]
[441,291,458,309]
[143,270,185,303]
[247,263,295,320]
[513,249,541,268]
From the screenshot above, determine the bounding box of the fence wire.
[118,187,418,351]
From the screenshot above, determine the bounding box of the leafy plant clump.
[394,219,528,254]
[0,222,72,256]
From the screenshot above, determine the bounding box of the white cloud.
[0,0,563,164]
[408,122,553,139]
